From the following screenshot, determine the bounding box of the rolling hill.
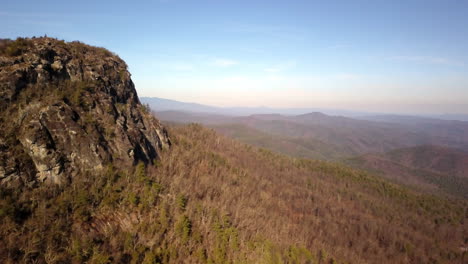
[212,123,348,160]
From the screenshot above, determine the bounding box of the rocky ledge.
[0,37,170,186]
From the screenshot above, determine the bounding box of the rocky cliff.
[0,37,170,186]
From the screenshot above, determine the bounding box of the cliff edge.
[0,37,170,186]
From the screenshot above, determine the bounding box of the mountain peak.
[0,37,170,186]
[296,112,328,118]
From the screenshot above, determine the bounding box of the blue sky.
[2,0,468,114]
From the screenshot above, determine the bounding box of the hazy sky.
[2,0,468,114]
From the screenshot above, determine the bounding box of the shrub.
[141,103,151,114]
[0,37,33,56]
[176,194,188,211]
[175,215,192,243]
[135,162,148,184]
[89,248,112,264]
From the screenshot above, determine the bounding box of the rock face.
[0,37,170,186]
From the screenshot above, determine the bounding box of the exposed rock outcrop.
[0,37,170,186]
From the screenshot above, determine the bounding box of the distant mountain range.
[141,96,468,121]
[154,110,468,156]
[141,97,380,117]
[152,107,468,198]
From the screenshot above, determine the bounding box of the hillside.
[383,145,468,178]
[2,122,467,263]
[0,38,467,264]
[346,145,468,198]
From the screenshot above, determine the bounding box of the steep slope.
[346,145,468,198]
[0,37,169,186]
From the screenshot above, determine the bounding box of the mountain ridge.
[141,96,377,117]
[142,96,468,121]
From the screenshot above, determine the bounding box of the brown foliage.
[0,123,466,263]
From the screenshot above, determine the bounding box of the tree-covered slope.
[1,124,466,263]
[345,145,468,198]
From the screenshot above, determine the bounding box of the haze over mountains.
[142,97,468,121]
[147,97,468,156]
[145,97,468,198]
